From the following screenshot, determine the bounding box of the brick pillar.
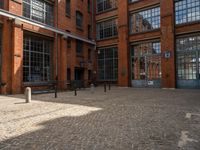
[70,40,76,81]
[160,0,176,88]
[118,0,129,86]
[58,36,67,89]
[11,22,23,94]
[1,19,12,94]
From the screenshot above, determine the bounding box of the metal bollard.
[108,82,111,90]
[91,83,94,93]
[74,88,77,96]
[54,84,57,98]
[104,82,106,92]
[25,87,31,103]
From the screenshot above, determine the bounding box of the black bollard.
[55,84,57,98]
[74,88,77,96]
[55,76,58,98]
[104,82,106,92]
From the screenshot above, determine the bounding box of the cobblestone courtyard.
[0,87,200,150]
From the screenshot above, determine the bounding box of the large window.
[98,47,118,81]
[23,35,52,83]
[97,0,117,13]
[175,0,200,24]
[66,0,71,16]
[0,0,4,9]
[76,11,83,28]
[76,40,83,54]
[129,7,160,33]
[23,0,54,26]
[131,42,161,80]
[96,18,118,40]
[176,35,200,80]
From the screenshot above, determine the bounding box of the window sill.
[76,27,83,31]
[97,36,118,41]
[129,28,160,36]
[175,20,200,28]
[96,8,118,15]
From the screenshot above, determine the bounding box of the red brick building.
[0,0,199,94]
[96,0,200,89]
[0,0,96,94]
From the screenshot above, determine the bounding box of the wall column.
[11,21,23,94]
[117,0,129,86]
[160,0,176,88]
[58,36,67,89]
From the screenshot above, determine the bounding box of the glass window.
[66,0,71,16]
[76,40,83,54]
[175,0,200,24]
[23,0,54,26]
[98,47,118,81]
[130,7,160,33]
[97,0,117,13]
[76,11,83,28]
[23,35,52,83]
[176,35,200,80]
[96,18,118,40]
[131,42,161,80]
[0,0,4,9]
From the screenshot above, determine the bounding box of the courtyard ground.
[0,87,200,150]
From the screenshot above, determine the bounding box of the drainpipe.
[55,0,58,90]
[91,0,94,40]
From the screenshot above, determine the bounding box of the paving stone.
[0,87,200,150]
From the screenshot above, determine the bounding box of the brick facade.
[0,0,199,94]
[0,0,95,94]
[96,0,200,89]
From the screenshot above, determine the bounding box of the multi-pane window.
[23,0,54,26]
[176,35,200,80]
[130,7,160,33]
[88,0,91,13]
[88,25,92,39]
[175,0,200,24]
[131,42,161,80]
[23,35,52,83]
[96,18,118,40]
[0,0,4,9]
[76,11,83,28]
[97,0,117,13]
[66,0,71,16]
[76,40,83,54]
[98,47,118,81]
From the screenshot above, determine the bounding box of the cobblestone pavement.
[0,87,200,150]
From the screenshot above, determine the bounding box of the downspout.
[55,0,58,90]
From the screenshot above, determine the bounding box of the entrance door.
[131,55,161,88]
[176,35,200,89]
[131,42,161,88]
[75,68,84,80]
[176,51,200,88]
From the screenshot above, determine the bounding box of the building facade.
[96,0,200,89]
[0,0,199,94]
[0,0,96,94]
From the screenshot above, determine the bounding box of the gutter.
[0,9,96,45]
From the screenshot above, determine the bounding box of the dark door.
[75,68,84,80]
